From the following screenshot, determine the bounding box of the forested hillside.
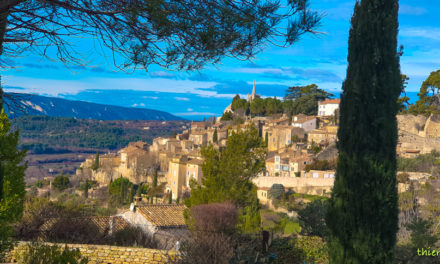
[4,92,184,120]
[12,116,189,153]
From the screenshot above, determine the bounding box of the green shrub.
[397,173,410,184]
[16,242,88,264]
[397,151,440,172]
[297,199,328,237]
[112,227,156,248]
[220,111,233,121]
[294,236,328,264]
[305,159,337,172]
[268,184,285,200]
[109,178,134,206]
[52,175,70,191]
[35,179,50,188]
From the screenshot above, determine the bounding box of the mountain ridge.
[3,92,184,120]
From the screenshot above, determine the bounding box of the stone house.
[191,121,206,132]
[159,151,173,173]
[76,153,120,184]
[257,187,270,205]
[292,115,317,132]
[117,143,152,184]
[307,126,338,145]
[266,126,305,152]
[318,99,340,117]
[166,156,203,200]
[180,140,193,152]
[189,131,208,147]
[166,156,188,200]
[265,152,312,177]
[121,204,188,250]
[304,170,335,179]
[185,159,204,188]
[151,137,173,152]
[165,139,182,153]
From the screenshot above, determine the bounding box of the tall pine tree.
[326,0,400,263]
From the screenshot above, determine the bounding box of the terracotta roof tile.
[187,159,204,165]
[319,99,340,105]
[40,216,130,238]
[137,205,186,228]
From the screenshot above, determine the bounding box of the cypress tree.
[83,180,89,198]
[153,168,158,188]
[213,128,218,143]
[326,0,400,263]
[91,152,99,171]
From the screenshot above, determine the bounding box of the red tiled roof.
[319,99,340,105]
[137,205,186,228]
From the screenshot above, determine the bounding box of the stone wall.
[397,114,427,136]
[424,114,440,138]
[7,242,177,264]
[253,177,334,196]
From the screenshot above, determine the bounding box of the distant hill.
[4,92,183,120]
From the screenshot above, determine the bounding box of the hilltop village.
[75,84,440,203]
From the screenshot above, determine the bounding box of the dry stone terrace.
[6,242,178,264]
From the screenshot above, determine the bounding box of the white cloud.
[2,76,89,96]
[399,4,427,16]
[400,27,440,41]
[175,97,190,101]
[187,108,193,111]
[400,49,440,92]
[150,71,176,78]
[142,96,159,100]
[174,111,217,116]
[132,103,145,107]
[2,75,219,97]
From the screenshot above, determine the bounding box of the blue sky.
[3,0,440,120]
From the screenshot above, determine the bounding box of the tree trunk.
[0,1,13,208]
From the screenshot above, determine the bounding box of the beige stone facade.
[303,170,336,179]
[265,152,312,177]
[257,187,270,205]
[252,176,334,196]
[189,132,208,147]
[166,156,203,200]
[266,126,305,152]
[307,126,337,145]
